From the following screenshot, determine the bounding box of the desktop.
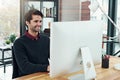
[50,21,104,78]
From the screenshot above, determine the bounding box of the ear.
[26,21,29,26]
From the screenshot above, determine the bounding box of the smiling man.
[12,9,50,78]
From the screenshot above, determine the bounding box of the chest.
[24,40,48,58]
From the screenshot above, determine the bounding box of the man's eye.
[34,20,38,23]
[40,20,42,23]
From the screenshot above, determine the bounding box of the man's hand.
[47,65,50,72]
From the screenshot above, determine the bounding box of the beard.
[31,26,41,33]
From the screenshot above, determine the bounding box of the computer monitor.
[50,21,103,77]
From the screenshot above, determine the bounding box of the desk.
[14,56,120,80]
[0,46,12,73]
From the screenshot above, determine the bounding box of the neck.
[28,30,38,37]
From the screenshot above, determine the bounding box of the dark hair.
[24,9,44,22]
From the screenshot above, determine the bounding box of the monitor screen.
[50,21,103,77]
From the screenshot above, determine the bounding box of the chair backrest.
[12,46,19,79]
[44,28,50,37]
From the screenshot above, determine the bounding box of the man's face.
[26,15,42,33]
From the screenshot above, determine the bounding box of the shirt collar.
[25,31,40,40]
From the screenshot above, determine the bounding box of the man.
[12,9,50,78]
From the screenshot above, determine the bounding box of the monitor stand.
[68,47,96,80]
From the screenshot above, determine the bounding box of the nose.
[37,21,42,26]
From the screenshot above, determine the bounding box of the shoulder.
[40,33,49,40]
[13,35,27,45]
[39,33,50,43]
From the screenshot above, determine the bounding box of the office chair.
[12,46,19,79]
[44,28,50,37]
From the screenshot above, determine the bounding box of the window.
[0,0,20,45]
[117,0,120,27]
[90,0,109,36]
